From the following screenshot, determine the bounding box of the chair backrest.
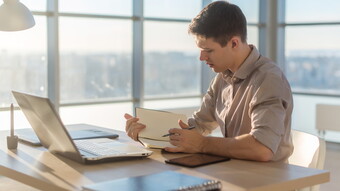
[289,130,326,169]
[288,130,326,191]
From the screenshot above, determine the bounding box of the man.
[125,1,293,162]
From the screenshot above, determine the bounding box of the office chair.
[288,130,326,191]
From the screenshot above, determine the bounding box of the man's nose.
[199,52,207,61]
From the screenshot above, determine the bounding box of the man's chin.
[211,68,220,73]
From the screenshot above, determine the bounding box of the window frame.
[1,0,266,112]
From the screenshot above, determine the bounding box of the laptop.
[12,91,153,164]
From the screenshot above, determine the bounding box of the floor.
[0,142,339,191]
[320,141,340,191]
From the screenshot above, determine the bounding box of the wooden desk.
[0,128,330,191]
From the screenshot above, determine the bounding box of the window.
[59,0,132,16]
[0,0,261,131]
[144,21,200,98]
[0,16,47,105]
[285,0,340,95]
[285,0,340,141]
[21,0,46,12]
[144,0,201,19]
[229,0,259,23]
[286,0,340,23]
[286,26,340,94]
[59,17,132,103]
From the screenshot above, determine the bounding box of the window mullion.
[132,0,144,113]
[47,0,60,111]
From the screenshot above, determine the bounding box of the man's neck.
[232,44,252,72]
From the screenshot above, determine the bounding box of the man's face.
[196,37,235,73]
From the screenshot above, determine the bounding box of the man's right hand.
[124,113,146,141]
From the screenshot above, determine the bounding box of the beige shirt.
[188,45,293,161]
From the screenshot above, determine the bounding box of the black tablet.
[165,153,230,168]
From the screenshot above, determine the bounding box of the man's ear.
[232,41,237,48]
[231,38,238,48]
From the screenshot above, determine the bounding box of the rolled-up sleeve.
[249,71,292,153]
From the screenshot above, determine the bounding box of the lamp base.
[7,135,18,150]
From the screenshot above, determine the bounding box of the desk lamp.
[0,0,35,149]
[0,0,35,31]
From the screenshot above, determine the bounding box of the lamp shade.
[0,0,35,31]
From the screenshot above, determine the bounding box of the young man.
[125,1,293,162]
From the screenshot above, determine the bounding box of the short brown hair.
[188,1,247,46]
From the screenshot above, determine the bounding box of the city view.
[1,50,340,106]
[286,50,340,94]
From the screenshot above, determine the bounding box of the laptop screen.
[12,91,84,162]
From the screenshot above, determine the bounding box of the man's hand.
[164,120,206,153]
[124,113,146,141]
[164,120,273,161]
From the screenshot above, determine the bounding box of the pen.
[162,126,196,137]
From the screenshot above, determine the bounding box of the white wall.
[292,94,340,143]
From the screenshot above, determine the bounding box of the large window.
[0,16,47,104]
[144,21,199,98]
[285,0,340,95]
[284,0,340,142]
[0,0,260,131]
[59,17,132,102]
[143,0,202,103]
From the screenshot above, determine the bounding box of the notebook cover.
[83,170,222,191]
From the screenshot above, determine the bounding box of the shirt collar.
[222,45,261,83]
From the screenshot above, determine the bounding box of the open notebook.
[12,91,152,164]
[136,107,187,149]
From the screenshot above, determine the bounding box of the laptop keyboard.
[75,140,122,156]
